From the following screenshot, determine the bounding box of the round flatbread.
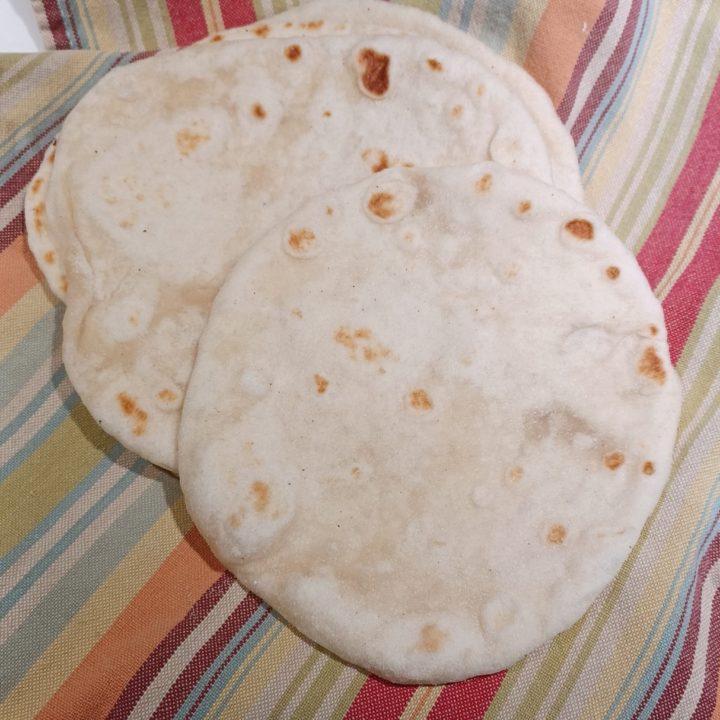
[179,163,680,684]
[28,33,566,470]
[197,0,583,201]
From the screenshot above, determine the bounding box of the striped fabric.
[3,1,719,718]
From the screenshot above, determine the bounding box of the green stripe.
[156,1,176,47]
[327,673,366,720]
[483,657,527,720]
[0,403,114,554]
[131,0,159,50]
[267,649,321,720]
[118,0,138,49]
[676,279,720,376]
[289,658,346,720]
[0,56,46,96]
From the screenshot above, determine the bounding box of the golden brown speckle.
[643,461,655,475]
[351,467,360,477]
[649,324,658,336]
[228,511,242,528]
[409,389,433,411]
[128,313,139,327]
[416,624,446,653]
[117,392,148,436]
[506,465,524,482]
[291,308,303,318]
[367,191,395,219]
[252,103,266,119]
[638,346,666,384]
[323,110,332,117]
[604,451,625,471]
[477,83,485,96]
[43,250,55,264]
[33,201,45,233]
[451,104,463,118]
[253,23,270,37]
[427,58,443,72]
[60,275,68,294]
[314,374,329,394]
[288,228,315,252]
[251,481,270,512]
[565,218,594,240]
[48,147,56,164]
[285,44,301,61]
[518,200,532,215]
[210,33,224,42]
[176,128,209,157]
[606,266,620,280]
[120,219,133,229]
[475,174,492,193]
[357,48,390,98]
[326,206,333,216]
[547,525,567,544]
[362,149,389,174]
[31,177,44,194]
[157,388,177,403]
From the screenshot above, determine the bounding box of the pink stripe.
[343,676,415,720]
[40,0,70,49]
[165,0,209,45]
[690,584,720,719]
[557,0,619,122]
[218,0,256,29]
[426,672,505,720]
[637,73,720,289]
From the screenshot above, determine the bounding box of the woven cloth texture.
[3,1,720,718]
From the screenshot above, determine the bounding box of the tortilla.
[179,163,680,684]
[197,0,583,201]
[28,33,565,470]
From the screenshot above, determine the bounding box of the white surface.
[0,0,43,52]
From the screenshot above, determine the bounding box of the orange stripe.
[0,234,42,315]
[37,528,223,720]
[523,0,605,106]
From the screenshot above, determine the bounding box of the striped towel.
[2,1,719,718]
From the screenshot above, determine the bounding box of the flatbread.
[28,33,565,470]
[179,163,681,684]
[196,0,583,201]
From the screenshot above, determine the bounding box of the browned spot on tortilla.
[649,324,658,336]
[117,392,148,436]
[300,20,323,30]
[417,624,446,653]
[518,200,532,215]
[135,193,144,201]
[59,275,68,294]
[48,147,56,164]
[157,388,177,403]
[128,313,139,327]
[409,389,433,411]
[253,23,270,37]
[176,128,209,156]
[252,103,266,119]
[31,177,44,194]
[291,308,303,318]
[477,83,485,96]
[251,481,270,512]
[451,104,463,118]
[43,250,55,264]
[604,451,625,470]
[336,327,357,353]
[120,219,133,229]
[326,206,333,216]
[336,326,391,363]
[362,148,389,173]
[357,48,390,98]
[643,461,655,475]
[323,110,332,117]
[475,174,492,193]
[638,346,666,384]
[351,467,360,477]
[367,192,395,219]
[506,465,523,482]
[288,228,315,252]
[426,58,443,72]
[547,525,567,544]
[285,44,301,61]
[285,21,293,28]
[355,328,371,339]
[33,201,45,233]
[228,511,242,528]
[210,33,224,42]
[314,374,329,394]
[565,218,594,240]
[606,266,620,280]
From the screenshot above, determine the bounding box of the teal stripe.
[478,0,522,53]
[0,306,61,408]
[603,470,720,719]
[0,444,126,573]
[439,0,452,22]
[0,463,180,702]
[0,364,66,446]
[209,621,286,720]
[0,453,145,617]
[459,0,473,31]
[173,608,276,719]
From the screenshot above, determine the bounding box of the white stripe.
[670,556,720,719]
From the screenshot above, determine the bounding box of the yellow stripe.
[0,500,190,718]
[400,685,443,720]
[0,285,55,362]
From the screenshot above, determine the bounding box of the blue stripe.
[76,0,100,48]
[459,0,474,32]
[0,444,126,572]
[61,0,91,49]
[603,470,720,719]
[0,364,66,446]
[0,306,61,408]
[578,0,652,166]
[439,0,452,22]
[209,621,286,720]
[0,454,144,618]
[172,606,273,719]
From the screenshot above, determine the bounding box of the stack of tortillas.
[26,0,680,684]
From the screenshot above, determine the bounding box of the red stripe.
[426,671,506,720]
[1,214,26,254]
[644,525,720,719]
[636,73,720,289]
[571,0,643,147]
[661,202,720,365]
[150,592,264,718]
[40,0,70,49]
[343,676,416,720]
[165,0,209,46]
[107,572,235,719]
[557,0,618,122]
[218,0,256,29]
[690,582,720,719]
